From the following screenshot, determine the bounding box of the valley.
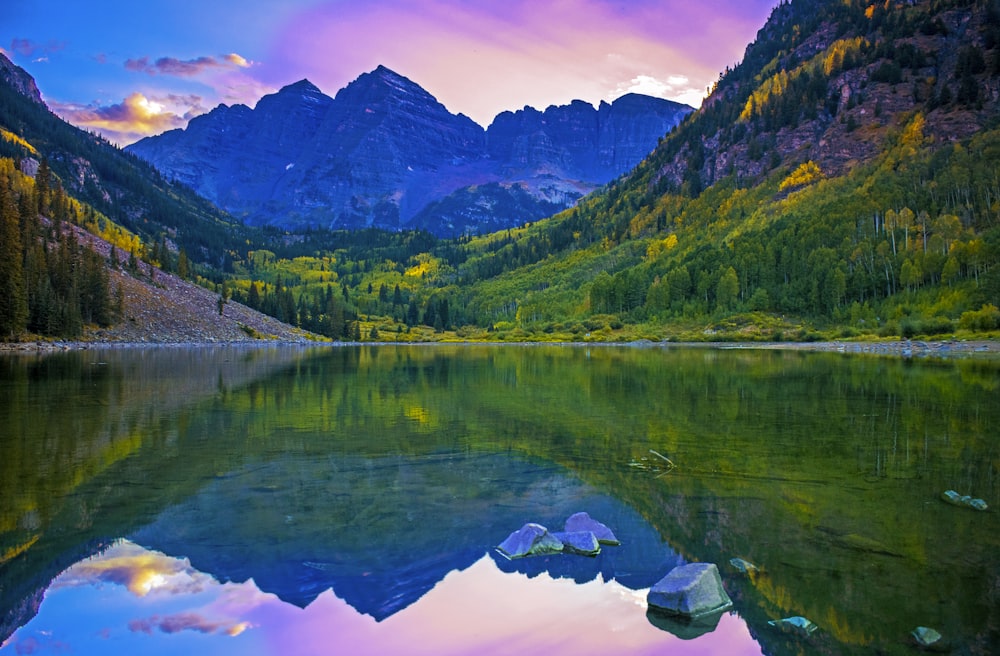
[1,0,999,347]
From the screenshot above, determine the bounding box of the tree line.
[0,158,116,340]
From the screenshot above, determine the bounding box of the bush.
[879,322,899,337]
[900,318,919,339]
[919,316,954,336]
[959,304,1000,331]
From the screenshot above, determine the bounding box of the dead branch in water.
[649,448,676,475]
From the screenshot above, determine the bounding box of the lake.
[0,344,997,655]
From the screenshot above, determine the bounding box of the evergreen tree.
[0,184,28,338]
[35,157,50,217]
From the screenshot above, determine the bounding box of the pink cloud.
[264,0,776,125]
[124,53,252,77]
[128,613,250,636]
[8,38,65,60]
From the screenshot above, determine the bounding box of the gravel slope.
[8,223,320,349]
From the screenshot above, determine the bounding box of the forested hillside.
[2,0,1000,344]
[0,55,263,267]
[434,0,1000,340]
[217,0,1000,342]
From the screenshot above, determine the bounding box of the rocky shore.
[710,339,1000,357]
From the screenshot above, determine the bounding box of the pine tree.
[0,184,28,338]
[35,157,50,217]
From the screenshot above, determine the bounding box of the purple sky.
[3,1,779,145]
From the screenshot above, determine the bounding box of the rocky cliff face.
[128,67,692,236]
[0,54,44,105]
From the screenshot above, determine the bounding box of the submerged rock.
[647,562,733,619]
[729,557,759,575]
[552,531,601,556]
[564,511,621,545]
[496,523,564,559]
[941,489,988,511]
[911,626,943,648]
[768,616,818,637]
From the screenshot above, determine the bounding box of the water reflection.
[130,451,681,618]
[4,541,762,656]
[1,345,998,655]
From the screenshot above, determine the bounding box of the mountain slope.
[0,53,257,265]
[430,0,1000,338]
[127,66,692,236]
[643,0,1000,193]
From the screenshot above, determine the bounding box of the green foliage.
[959,304,1000,331]
[0,159,115,339]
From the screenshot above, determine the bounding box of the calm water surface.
[0,344,997,655]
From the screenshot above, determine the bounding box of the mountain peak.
[278,79,322,95]
[0,52,44,106]
[357,65,418,89]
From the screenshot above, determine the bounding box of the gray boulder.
[496,523,564,559]
[647,562,733,619]
[552,531,601,556]
[564,511,621,545]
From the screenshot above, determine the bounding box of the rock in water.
[911,626,942,648]
[768,616,819,637]
[564,511,621,545]
[552,531,601,556]
[647,563,733,619]
[941,489,989,510]
[496,523,564,559]
[729,557,759,575]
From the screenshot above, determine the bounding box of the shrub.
[959,304,1000,331]
[918,316,954,336]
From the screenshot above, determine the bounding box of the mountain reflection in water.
[1,344,998,655]
[6,540,760,656]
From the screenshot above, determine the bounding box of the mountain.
[424,0,1000,339]
[639,0,1000,194]
[127,66,692,236]
[5,0,1000,345]
[0,55,43,106]
[0,52,258,265]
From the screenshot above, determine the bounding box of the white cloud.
[609,73,705,107]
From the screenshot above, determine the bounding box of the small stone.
[941,489,989,511]
[768,616,818,637]
[496,523,564,559]
[564,511,620,545]
[911,626,942,648]
[729,557,759,575]
[941,489,962,505]
[647,562,733,619]
[967,498,988,511]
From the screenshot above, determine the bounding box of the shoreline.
[3,337,998,359]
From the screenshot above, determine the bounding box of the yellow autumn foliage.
[779,161,824,191]
[1,129,38,155]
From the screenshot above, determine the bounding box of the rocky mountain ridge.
[643,0,1000,195]
[0,55,43,106]
[127,66,692,236]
